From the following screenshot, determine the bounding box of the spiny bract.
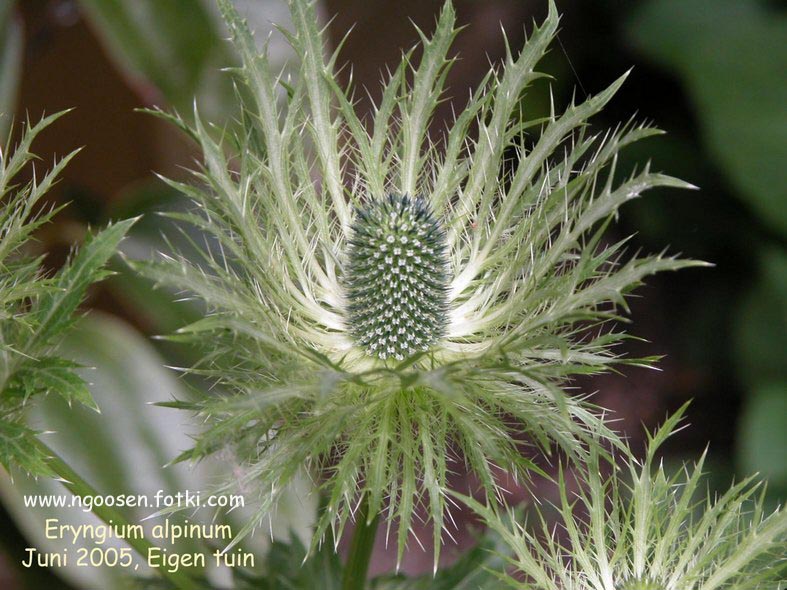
[138,0,706,565]
[465,407,787,590]
[345,194,449,361]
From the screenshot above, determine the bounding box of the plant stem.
[31,437,200,590]
[341,495,379,590]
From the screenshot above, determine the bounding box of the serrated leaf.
[29,217,138,352]
[8,357,96,411]
[0,419,53,477]
[0,115,136,481]
[262,535,342,590]
[1,314,313,589]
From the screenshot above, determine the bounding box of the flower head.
[345,194,449,361]
[138,0,704,562]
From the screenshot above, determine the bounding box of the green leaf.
[628,0,787,235]
[737,382,787,493]
[0,114,136,480]
[371,532,509,589]
[5,357,96,411]
[734,248,787,390]
[260,535,342,590]
[75,0,233,113]
[0,419,53,477]
[0,0,22,137]
[29,217,138,352]
[105,179,209,354]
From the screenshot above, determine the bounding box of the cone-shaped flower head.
[137,0,706,564]
[345,194,449,360]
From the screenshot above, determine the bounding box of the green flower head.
[138,0,705,563]
[345,194,449,361]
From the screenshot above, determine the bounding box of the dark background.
[1,0,785,586]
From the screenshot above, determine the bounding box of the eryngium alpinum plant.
[464,406,787,590]
[137,0,705,562]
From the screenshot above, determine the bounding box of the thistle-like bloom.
[465,407,787,589]
[139,0,703,561]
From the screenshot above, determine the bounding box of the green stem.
[342,495,379,590]
[31,437,200,590]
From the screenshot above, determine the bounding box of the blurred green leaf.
[734,248,787,390]
[733,247,787,500]
[0,0,22,136]
[628,0,787,235]
[75,0,234,113]
[737,382,787,493]
[107,180,210,353]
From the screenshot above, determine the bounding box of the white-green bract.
[137,0,706,563]
[464,407,787,590]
